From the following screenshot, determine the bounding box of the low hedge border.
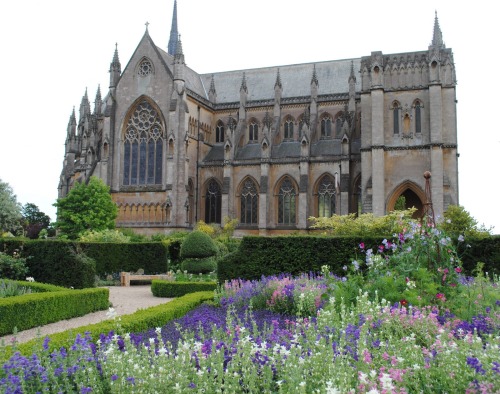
[9,280,69,293]
[151,280,217,297]
[0,287,109,336]
[0,291,214,363]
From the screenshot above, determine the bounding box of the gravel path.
[0,286,173,345]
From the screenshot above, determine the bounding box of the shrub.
[0,251,28,280]
[79,229,131,243]
[442,205,492,239]
[0,279,33,298]
[180,231,218,259]
[181,257,217,274]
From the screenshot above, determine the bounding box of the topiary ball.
[181,257,216,274]
[180,231,218,259]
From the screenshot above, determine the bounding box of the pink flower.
[359,242,365,249]
[455,267,462,273]
[436,293,445,301]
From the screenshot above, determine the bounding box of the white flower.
[458,234,465,242]
[25,277,35,282]
[106,307,117,320]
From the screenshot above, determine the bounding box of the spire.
[349,61,356,83]
[208,74,217,103]
[311,64,319,86]
[94,85,102,116]
[240,72,248,93]
[431,11,445,49]
[79,88,91,120]
[109,43,121,88]
[274,68,282,89]
[70,107,76,126]
[168,0,179,55]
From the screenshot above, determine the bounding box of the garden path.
[0,286,173,345]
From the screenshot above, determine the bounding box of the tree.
[441,205,492,239]
[0,179,22,235]
[53,177,118,239]
[22,203,51,239]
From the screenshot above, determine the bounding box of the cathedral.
[59,1,458,235]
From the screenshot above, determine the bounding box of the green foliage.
[442,205,491,239]
[308,208,416,237]
[151,280,217,297]
[81,242,168,275]
[394,195,406,211]
[0,179,22,234]
[0,279,33,298]
[217,236,382,282]
[53,177,118,239]
[79,229,131,243]
[0,250,28,280]
[0,287,109,336]
[21,203,51,239]
[181,257,217,274]
[180,231,218,259]
[0,291,214,362]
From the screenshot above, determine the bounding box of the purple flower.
[466,356,486,375]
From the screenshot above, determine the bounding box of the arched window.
[335,113,343,137]
[137,58,153,77]
[123,100,163,186]
[393,102,400,134]
[415,100,422,134]
[216,121,225,143]
[205,179,221,224]
[284,118,294,140]
[317,175,336,217]
[321,116,332,138]
[278,177,296,225]
[249,121,258,142]
[240,178,258,225]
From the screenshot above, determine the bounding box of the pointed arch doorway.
[387,182,425,219]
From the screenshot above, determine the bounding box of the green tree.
[0,179,22,235]
[53,177,118,239]
[22,203,51,239]
[441,205,491,239]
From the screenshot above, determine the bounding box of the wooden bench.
[120,272,169,287]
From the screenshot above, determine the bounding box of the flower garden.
[1,220,499,393]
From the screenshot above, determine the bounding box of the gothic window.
[123,100,164,186]
[284,118,294,140]
[240,178,258,225]
[415,100,422,133]
[216,120,225,143]
[335,114,343,136]
[205,179,221,224]
[392,102,400,134]
[278,177,296,225]
[249,121,258,142]
[137,58,153,77]
[321,116,332,138]
[317,175,336,217]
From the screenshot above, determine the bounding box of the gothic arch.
[203,178,222,224]
[282,115,295,141]
[387,181,425,218]
[135,56,155,77]
[237,176,259,226]
[274,175,298,226]
[313,173,337,218]
[319,112,333,139]
[122,96,165,186]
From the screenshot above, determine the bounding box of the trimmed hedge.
[181,257,217,274]
[217,235,500,282]
[151,280,217,297]
[457,235,500,275]
[0,291,214,363]
[0,239,170,287]
[217,236,383,282]
[0,287,109,336]
[80,242,169,275]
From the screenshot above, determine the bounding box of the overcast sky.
[1,0,499,233]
